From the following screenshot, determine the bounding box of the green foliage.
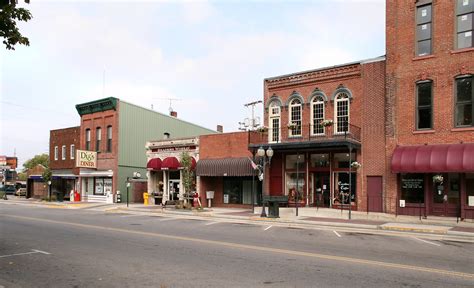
[180,152,195,201]
[41,167,52,184]
[17,172,27,181]
[0,1,32,50]
[23,154,49,171]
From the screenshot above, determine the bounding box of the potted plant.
[432,174,443,184]
[350,161,361,169]
[320,119,334,127]
[287,122,298,129]
[257,126,268,133]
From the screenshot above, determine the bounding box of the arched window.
[334,92,350,133]
[268,101,281,143]
[289,98,302,136]
[311,96,325,135]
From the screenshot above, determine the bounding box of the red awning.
[391,143,474,173]
[162,157,180,170]
[146,158,162,170]
[191,157,197,170]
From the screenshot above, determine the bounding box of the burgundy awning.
[162,157,180,170]
[146,158,162,170]
[391,143,474,173]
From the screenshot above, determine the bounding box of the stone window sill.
[412,55,436,61]
[451,127,474,132]
[413,130,435,134]
[450,47,474,55]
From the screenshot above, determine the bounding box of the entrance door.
[367,176,383,213]
[431,174,460,217]
[168,180,180,201]
[313,172,330,207]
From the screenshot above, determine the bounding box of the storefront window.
[333,172,356,205]
[95,178,104,195]
[333,153,356,168]
[285,154,305,170]
[466,174,474,206]
[286,172,305,201]
[223,177,256,204]
[310,154,329,168]
[401,173,424,204]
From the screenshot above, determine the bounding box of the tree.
[17,172,27,181]
[1,0,32,50]
[23,153,49,171]
[180,152,195,205]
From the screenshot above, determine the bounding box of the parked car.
[15,187,27,196]
[3,185,16,195]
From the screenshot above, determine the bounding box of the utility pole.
[240,100,262,131]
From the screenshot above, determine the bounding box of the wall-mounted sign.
[399,200,406,208]
[469,196,474,207]
[76,150,97,168]
[224,194,229,204]
[151,146,196,153]
[401,178,423,189]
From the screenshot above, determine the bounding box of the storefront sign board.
[76,150,97,168]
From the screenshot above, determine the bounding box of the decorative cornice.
[266,64,361,90]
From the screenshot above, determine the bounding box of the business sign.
[76,150,97,168]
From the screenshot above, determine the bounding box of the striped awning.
[196,157,255,177]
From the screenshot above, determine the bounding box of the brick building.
[76,97,216,203]
[248,58,387,212]
[386,0,474,219]
[49,126,80,200]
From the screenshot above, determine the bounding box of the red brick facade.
[386,0,474,218]
[49,126,80,171]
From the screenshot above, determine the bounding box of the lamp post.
[47,180,51,202]
[257,146,273,218]
[296,153,300,217]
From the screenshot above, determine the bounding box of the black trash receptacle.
[56,192,64,202]
[268,200,280,218]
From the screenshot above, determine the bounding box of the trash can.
[267,200,280,218]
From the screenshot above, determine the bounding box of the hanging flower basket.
[287,122,298,129]
[320,119,334,127]
[256,126,268,133]
[350,161,361,169]
[432,174,444,184]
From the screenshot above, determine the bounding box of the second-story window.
[416,3,432,56]
[416,81,433,130]
[96,127,102,152]
[54,146,58,161]
[70,144,75,160]
[107,126,112,153]
[311,96,325,135]
[335,93,350,134]
[62,145,66,160]
[268,102,281,143]
[289,98,302,137]
[85,129,91,151]
[455,75,473,127]
[456,0,473,49]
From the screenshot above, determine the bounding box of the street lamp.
[47,180,51,202]
[257,146,273,217]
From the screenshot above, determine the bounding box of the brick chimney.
[216,125,223,133]
[170,111,178,117]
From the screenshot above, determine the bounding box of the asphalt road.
[0,204,473,288]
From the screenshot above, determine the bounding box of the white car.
[15,187,27,197]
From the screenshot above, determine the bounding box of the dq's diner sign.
[76,150,97,168]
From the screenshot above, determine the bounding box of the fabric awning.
[190,157,197,170]
[162,157,180,170]
[147,158,162,170]
[196,157,255,177]
[391,143,474,173]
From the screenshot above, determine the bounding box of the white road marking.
[333,230,342,238]
[0,249,51,258]
[205,222,219,226]
[264,225,273,231]
[411,236,441,247]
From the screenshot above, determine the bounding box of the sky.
[0,0,385,169]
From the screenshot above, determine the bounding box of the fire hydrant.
[143,192,149,206]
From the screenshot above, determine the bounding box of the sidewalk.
[3,198,474,240]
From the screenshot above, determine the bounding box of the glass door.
[431,174,460,217]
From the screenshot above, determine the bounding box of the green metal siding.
[117,101,216,195]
